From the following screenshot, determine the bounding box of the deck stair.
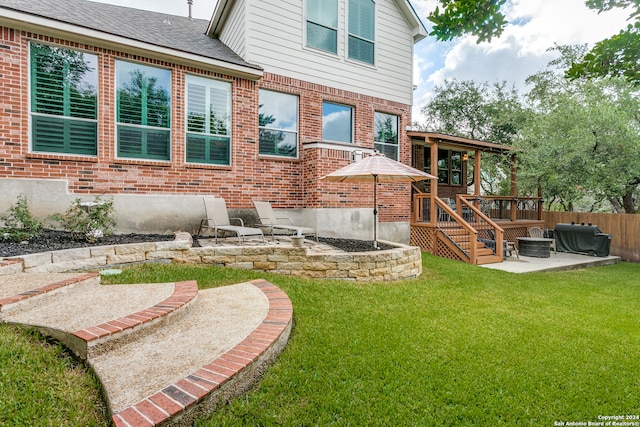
[0,268,292,426]
[440,223,503,265]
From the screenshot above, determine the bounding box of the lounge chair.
[197,198,264,244]
[529,226,556,254]
[253,200,318,242]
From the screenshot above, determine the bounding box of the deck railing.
[461,195,543,221]
[412,194,505,261]
[435,197,479,261]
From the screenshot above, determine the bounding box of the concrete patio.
[480,251,621,273]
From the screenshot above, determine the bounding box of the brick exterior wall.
[1,27,414,225]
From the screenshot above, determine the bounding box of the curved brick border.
[0,272,99,310]
[111,279,293,427]
[72,280,199,359]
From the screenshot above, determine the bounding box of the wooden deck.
[410,194,544,265]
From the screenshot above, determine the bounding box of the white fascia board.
[0,9,263,81]
[207,0,232,36]
[395,0,428,43]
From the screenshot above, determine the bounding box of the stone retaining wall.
[3,233,422,282]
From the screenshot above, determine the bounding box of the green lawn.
[2,255,639,426]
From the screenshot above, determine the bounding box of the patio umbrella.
[321,152,436,247]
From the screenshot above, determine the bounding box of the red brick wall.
[1,27,414,223]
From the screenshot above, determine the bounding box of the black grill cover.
[554,223,612,257]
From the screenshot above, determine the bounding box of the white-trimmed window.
[29,43,98,156]
[259,89,299,158]
[185,75,232,165]
[348,0,375,64]
[306,0,338,54]
[116,61,171,161]
[374,112,398,160]
[322,102,353,143]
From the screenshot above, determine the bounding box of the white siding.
[218,0,247,58]
[243,0,416,105]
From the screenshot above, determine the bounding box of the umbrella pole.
[373,175,378,248]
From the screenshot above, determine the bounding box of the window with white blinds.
[306,0,338,54]
[29,43,98,155]
[185,75,232,165]
[348,0,375,64]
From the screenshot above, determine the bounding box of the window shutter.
[146,85,170,128]
[68,121,98,155]
[30,43,97,155]
[116,61,171,160]
[209,87,229,136]
[146,129,171,159]
[117,92,142,124]
[31,50,65,116]
[185,75,232,165]
[186,135,230,165]
[118,127,144,158]
[187,82,207,133]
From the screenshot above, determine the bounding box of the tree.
[516,47,640,213]
[427,0,508,43]
[420,79,526,144]
[418,79,529,194]
[567,0,640,86]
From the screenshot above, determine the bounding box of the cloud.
[411,0,631,123]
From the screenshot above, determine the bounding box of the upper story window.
[322,102,353,143]
[374,112,398,160]
[259,89,299,158]
[185,75,232,165]
[116,60,171,161]
[306,0,338,54]
[29,43,98,156]
[348,0,375,64]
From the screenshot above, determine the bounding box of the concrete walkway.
[0,266,293,426]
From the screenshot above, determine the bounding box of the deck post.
[430,142,439,225]
[473,149,482,212]
[538,186,544,221]
[510,154,518,222]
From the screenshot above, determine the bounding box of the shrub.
[0,194,43,242]
[50,196,116,242]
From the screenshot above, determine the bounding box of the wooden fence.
[543,212,640,262]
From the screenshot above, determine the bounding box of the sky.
[92,0,631,123]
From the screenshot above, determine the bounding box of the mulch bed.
[318,237,395,252]
[0,230,395,258]
[0,229,174,258]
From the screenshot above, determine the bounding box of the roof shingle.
[0,0,261,71]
